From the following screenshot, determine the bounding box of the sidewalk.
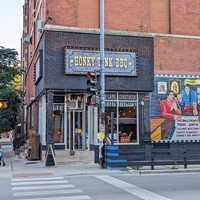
[0,144,130,179]
[1,141,200,179]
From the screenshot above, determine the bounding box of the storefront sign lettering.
[172,116,200,140]
[119,93,137,100]
[65,48,138,76]
[73,56,129,69]
[105,93,117,100]
[105,93,137,100]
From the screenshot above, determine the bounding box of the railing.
[104,145,200,170]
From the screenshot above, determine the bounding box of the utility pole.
[99,0,105,136]
[98,0,105,168]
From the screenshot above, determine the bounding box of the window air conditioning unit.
[37,20,45,32]
[67,100,82,109]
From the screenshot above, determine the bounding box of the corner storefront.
[32,29,154,152]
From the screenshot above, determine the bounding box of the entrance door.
[67,110,83,151]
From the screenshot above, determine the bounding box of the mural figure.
[177,84,198,116]
[158,90,182,140]
[160,90,181,120]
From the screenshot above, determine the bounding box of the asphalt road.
[66,173,200,200]
[0,172,199,200]
[1,138,200,200]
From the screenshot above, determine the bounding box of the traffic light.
[0,99,8,109]
[87,95,100,106]
[86,72,97,95]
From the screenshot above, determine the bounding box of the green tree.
[0,46,24,134]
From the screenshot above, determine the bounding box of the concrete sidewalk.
[0,144,130,179]
[1,142,200,179]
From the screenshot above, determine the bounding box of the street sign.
[98,132,105,140]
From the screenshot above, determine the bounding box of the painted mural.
[150,74,200,142]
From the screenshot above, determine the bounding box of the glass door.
[67,110,83,151]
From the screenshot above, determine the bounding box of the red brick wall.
[105,0,171,33]
[171,0,200,36]
[46,0,78,26]
[77,0,99,28]
[45,0,200,36]
[154,36,200,73]
[105,0,149,32]
[150,0,170,33]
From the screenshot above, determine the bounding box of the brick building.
[21,0,200,156]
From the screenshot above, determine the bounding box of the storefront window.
[105,92,138,144]
[118,102,137,143]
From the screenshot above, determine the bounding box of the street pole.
[100,0,105,135]
[99,0,105,168]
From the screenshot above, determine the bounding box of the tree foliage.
[0,46,25,133]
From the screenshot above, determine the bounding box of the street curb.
[128,169,200,175]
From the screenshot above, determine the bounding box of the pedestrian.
[12,133,21,157]
[9,131,13,143]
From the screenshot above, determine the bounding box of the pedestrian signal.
[0,100,8,109]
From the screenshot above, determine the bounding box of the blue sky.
[0,0,24,58]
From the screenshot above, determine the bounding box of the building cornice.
[44,24,200,40]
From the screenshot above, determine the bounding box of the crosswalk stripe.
[13,189,83,197]
[11,180,68,186]
[96,175,172,200]
[12,184,75,191]
[11,176,91,200]
[12,177,64,182]
[14,195,91,200]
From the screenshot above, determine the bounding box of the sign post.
[99,0,105,140]
[99,0,106,168]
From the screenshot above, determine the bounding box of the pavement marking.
[14,195,91,200]
[13,189,83,197]
[11,180,68,185]
[13,172,52,177]
[11,176,92,200]
[96,175,172,200]
[12,176,64,182]
[12,184,75,191]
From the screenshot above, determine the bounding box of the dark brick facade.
[36,31,154,96]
